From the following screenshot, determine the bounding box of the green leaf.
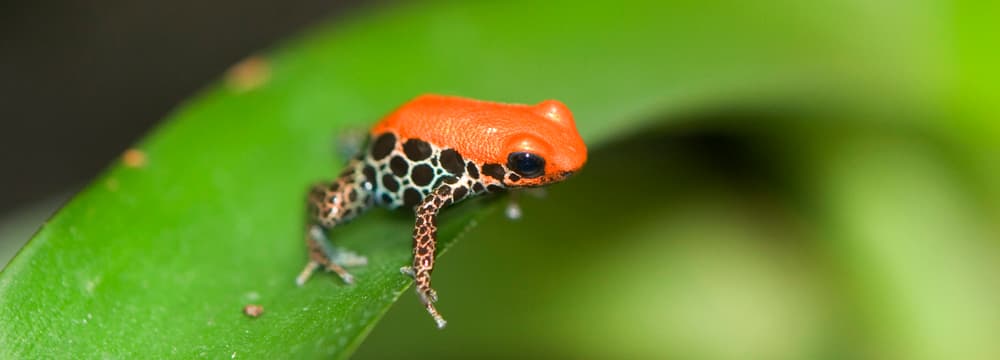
[0,0,958,358]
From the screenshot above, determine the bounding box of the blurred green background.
[2,0,998,359]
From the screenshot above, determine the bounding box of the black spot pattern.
[403,188,422,208]
[432,175,459,189]
[362,165,377,184]
[371,133,396,160]
[453,186,468,200]
[482,163,506,180]
[390,156,409,177]
[381,174,400,192]
[440,149,464,175]
[411,164,434,186]
[356,133,509,211]
[403,139,432,161]
[466,162,479,179]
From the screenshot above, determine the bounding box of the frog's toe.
[296,261,320,286]
[322,262,357,285]
[400,266,415,278]
[332,250,368,267]
[334,271,356,285]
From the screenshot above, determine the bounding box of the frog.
[296,94,588,328]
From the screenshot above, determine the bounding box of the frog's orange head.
[499,99,587,187]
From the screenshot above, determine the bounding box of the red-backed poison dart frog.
[296,94,588,328]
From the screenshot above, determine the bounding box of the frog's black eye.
[507,152,546,179]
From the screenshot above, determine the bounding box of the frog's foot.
[423,299,447,329]
[402,266,445,326]
[418,286,445,328]
[296,258,357,286]
[413,269,445,328]
[297,226,365,286]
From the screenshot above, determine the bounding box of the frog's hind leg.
[296,175,371,286]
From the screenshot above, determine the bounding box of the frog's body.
[296,94,587,328]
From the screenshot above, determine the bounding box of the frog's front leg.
[404,185,457,329]
[296,171,372,286]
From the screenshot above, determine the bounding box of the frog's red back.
[370,94,586,173]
